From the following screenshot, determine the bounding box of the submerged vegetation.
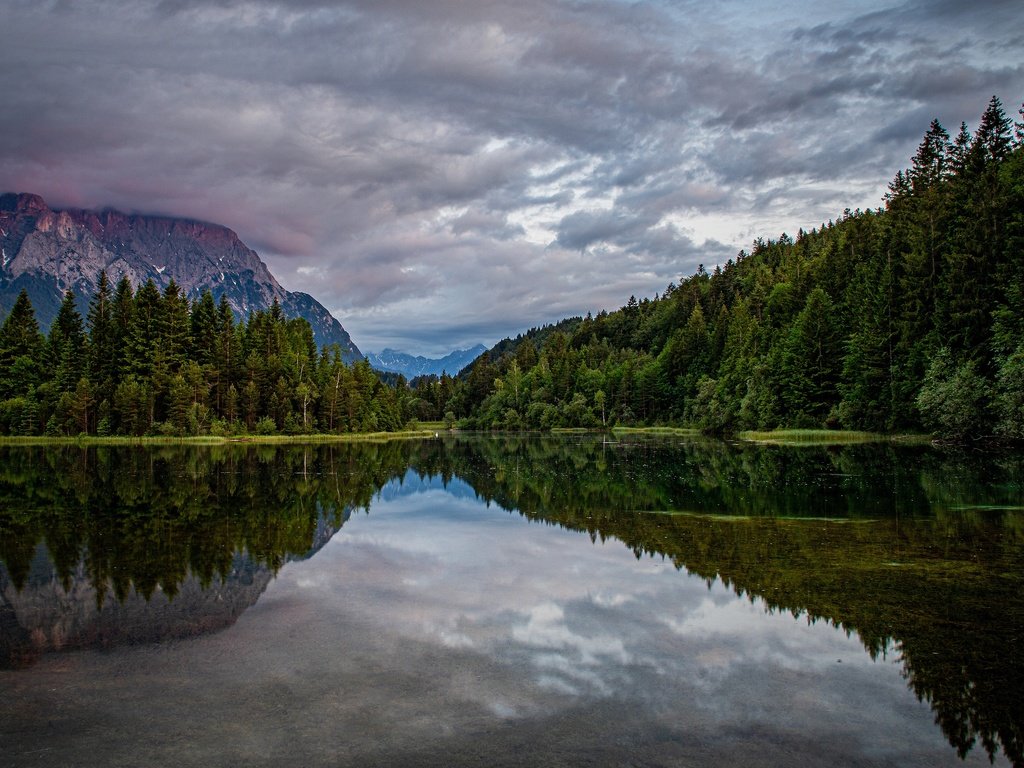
[1,97,1022,439]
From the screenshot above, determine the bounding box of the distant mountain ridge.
[0,192,361,360]
[367,345,487,379]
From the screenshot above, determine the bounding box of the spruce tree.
[47,290,86,393]
[87,271,116,405]
[0,289,45,399]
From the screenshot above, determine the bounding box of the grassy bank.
[611,426,701,437]
[0,430,441,447]
[736,429,927,445]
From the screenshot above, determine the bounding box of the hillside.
[457,96,1024,439]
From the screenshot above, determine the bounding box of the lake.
[1,435,1022,767]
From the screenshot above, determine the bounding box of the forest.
[453,95,1024,439]
[0,96,1021,439]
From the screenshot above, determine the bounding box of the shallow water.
[1,436,1022,766]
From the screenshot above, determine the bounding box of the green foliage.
[994,346,1024,439]
[917,348,991,440]
[0,289,44,400]
[253,416,277,435]
[0,285,413,437]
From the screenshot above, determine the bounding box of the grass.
[0,430,441,447]
[0,426,933,447]
[735,429,920,445]
[611,426,701,437]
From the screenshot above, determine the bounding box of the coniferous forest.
[1,96,1022,440]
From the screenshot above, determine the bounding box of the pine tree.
[52,291,86,393]
[0,289,45,399]
[190,290,218,367]
[159,280,191,372]
[127,279,161,379]
[110,276,135,385]
[86,271,117,408]
[910,119,951,193]
[779,288,840,424]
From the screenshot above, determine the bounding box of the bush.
[208,417,231,437]
[994,346,1024,439]
[916,348,991,440]
[253,416,277,435]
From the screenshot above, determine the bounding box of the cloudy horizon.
[2,0,1022,356]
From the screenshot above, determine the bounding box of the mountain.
[0,192,361,360]
[367,344,487,378]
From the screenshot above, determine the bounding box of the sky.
[1,0,1022,356]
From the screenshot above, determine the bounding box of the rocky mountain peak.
[0,192,360,360]
[0,192,48,215]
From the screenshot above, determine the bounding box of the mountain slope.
[367,344,487,378]
[0,193,360,360]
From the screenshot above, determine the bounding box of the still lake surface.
[1,435,1022,767]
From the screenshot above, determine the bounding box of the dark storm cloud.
[1,0,1021,353]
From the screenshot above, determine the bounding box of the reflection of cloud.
[309,474,886,715]
[514,602,629,665]
[663,594,878,678]
[2,470,976,767]
[511,602,630,695]
[590,591,633,609]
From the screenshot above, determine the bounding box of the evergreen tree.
[0,289,45,400]
[110,276,135,384]
[779,288,840,424]
[87,271,116,402]
[190,290,218,367]
[159,280,191,372]
[127,279,161,380]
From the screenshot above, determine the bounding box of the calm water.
[1,436,1022,767]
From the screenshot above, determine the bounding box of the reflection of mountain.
[0,507,348,668]
[0,546,272,667]
[0,436,1022,765]
[0,443,412,667]
[376,469,478,504]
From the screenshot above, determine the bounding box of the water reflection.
[0,436,1022,765]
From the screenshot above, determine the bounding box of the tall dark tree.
[190,290,218,367]
[87,271,116,407]
[47,289,86,393]
[110,276,136,384]
[0,289,45,400]
[159,280,191,372]
[127,279,161,380]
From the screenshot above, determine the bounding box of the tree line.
[1,96,1021,438]
[0,275,410,436]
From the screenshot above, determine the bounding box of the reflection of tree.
[0,442,416,666]
[1,437,1022,764]
[0,443,418,597]
[421,436,1024,767]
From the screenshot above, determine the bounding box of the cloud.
[1,0,1021,353]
